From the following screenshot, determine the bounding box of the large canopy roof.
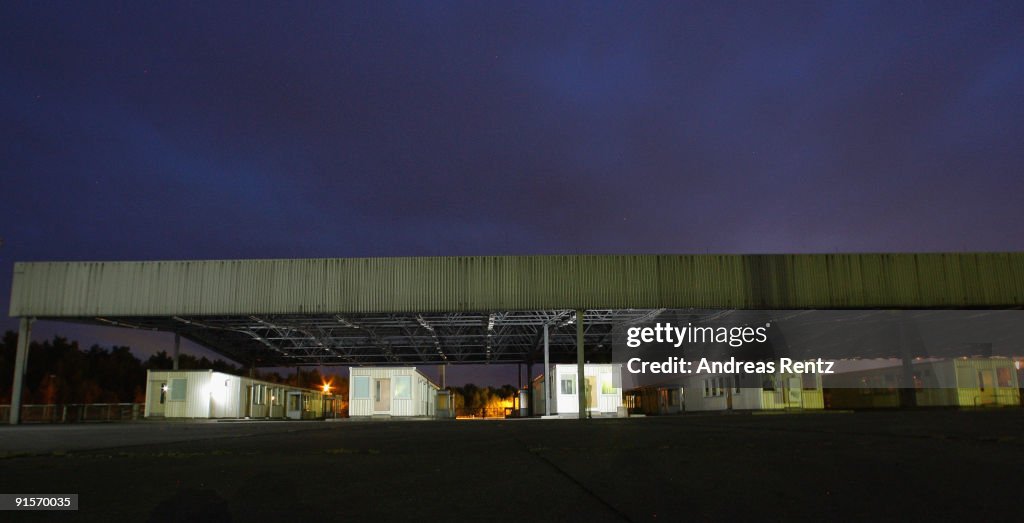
[9,253,1024,366]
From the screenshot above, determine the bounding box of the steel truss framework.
[81,309,681,367]
[74,308,1024,367]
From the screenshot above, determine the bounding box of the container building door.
[787,377,803,407]
[585,376,597,409]
[978,371,995,405]
[286,392,303,419]
[374,378,391,413]
[149,381,167,417]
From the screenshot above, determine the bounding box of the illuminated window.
[395,376,412,399]
[353,376,370,399]
[169,379,187,401]
[601,374,616,394]
[560,375,576,395]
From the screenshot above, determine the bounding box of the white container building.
[683,371,824,411]
[824,357,1021,408]
[348,367,439,418]
[531,363,624,417]
[624,385,684,416]
[145,369,328,420]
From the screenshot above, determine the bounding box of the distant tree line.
[446,383,520,413]
[0,332,332,405]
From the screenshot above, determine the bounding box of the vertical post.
[9,317,34,425]
[526,361,533,417]
[898,320,918,408]
[172,333,180,371]
[576,309,585,420]
[440,364,446,389]
[543,323,551,417]
[516,362,524,415]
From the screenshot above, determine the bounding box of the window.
[762,375,776,391]
[601,373,616,394]
[353,376,370,399]
[253,384,267,405]
[560,375,576,395]
[169,379,187,401]
[997,368,1012,387]
[704,379,710,397]
[802,373,817,390]
[912,374,924,389]
[395,376,412,399]
[734,375,741,393]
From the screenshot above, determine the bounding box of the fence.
[0,403,145,423]
[454,407,515,419]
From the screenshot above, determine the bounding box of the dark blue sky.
[2,2,1023,385]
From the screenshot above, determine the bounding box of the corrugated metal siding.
[952,359,1021,406]
[682,373,823,411]
[10,253,1024,317]
[145,370,325,418]
[550,364,622,415]
[147,370,212,418]
[348,367,435,416]
[825,359,1021,408]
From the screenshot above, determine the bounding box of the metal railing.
[0,403,145,423]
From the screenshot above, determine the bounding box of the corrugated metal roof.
[9,253,1024,317]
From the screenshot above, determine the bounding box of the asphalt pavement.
[1,409,1022,521]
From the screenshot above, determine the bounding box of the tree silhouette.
[1,331,252,404]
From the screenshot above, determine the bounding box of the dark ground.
[1,410,1023,522]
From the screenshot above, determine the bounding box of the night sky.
[2,3,1023,385]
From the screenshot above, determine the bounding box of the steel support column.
[897,318,919,408]
[173,332,181,371]
[577,309,585,420]
[898,323,917,408]
[526,361,533,416]
[543,323,551,417]
[9,317,34,425]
